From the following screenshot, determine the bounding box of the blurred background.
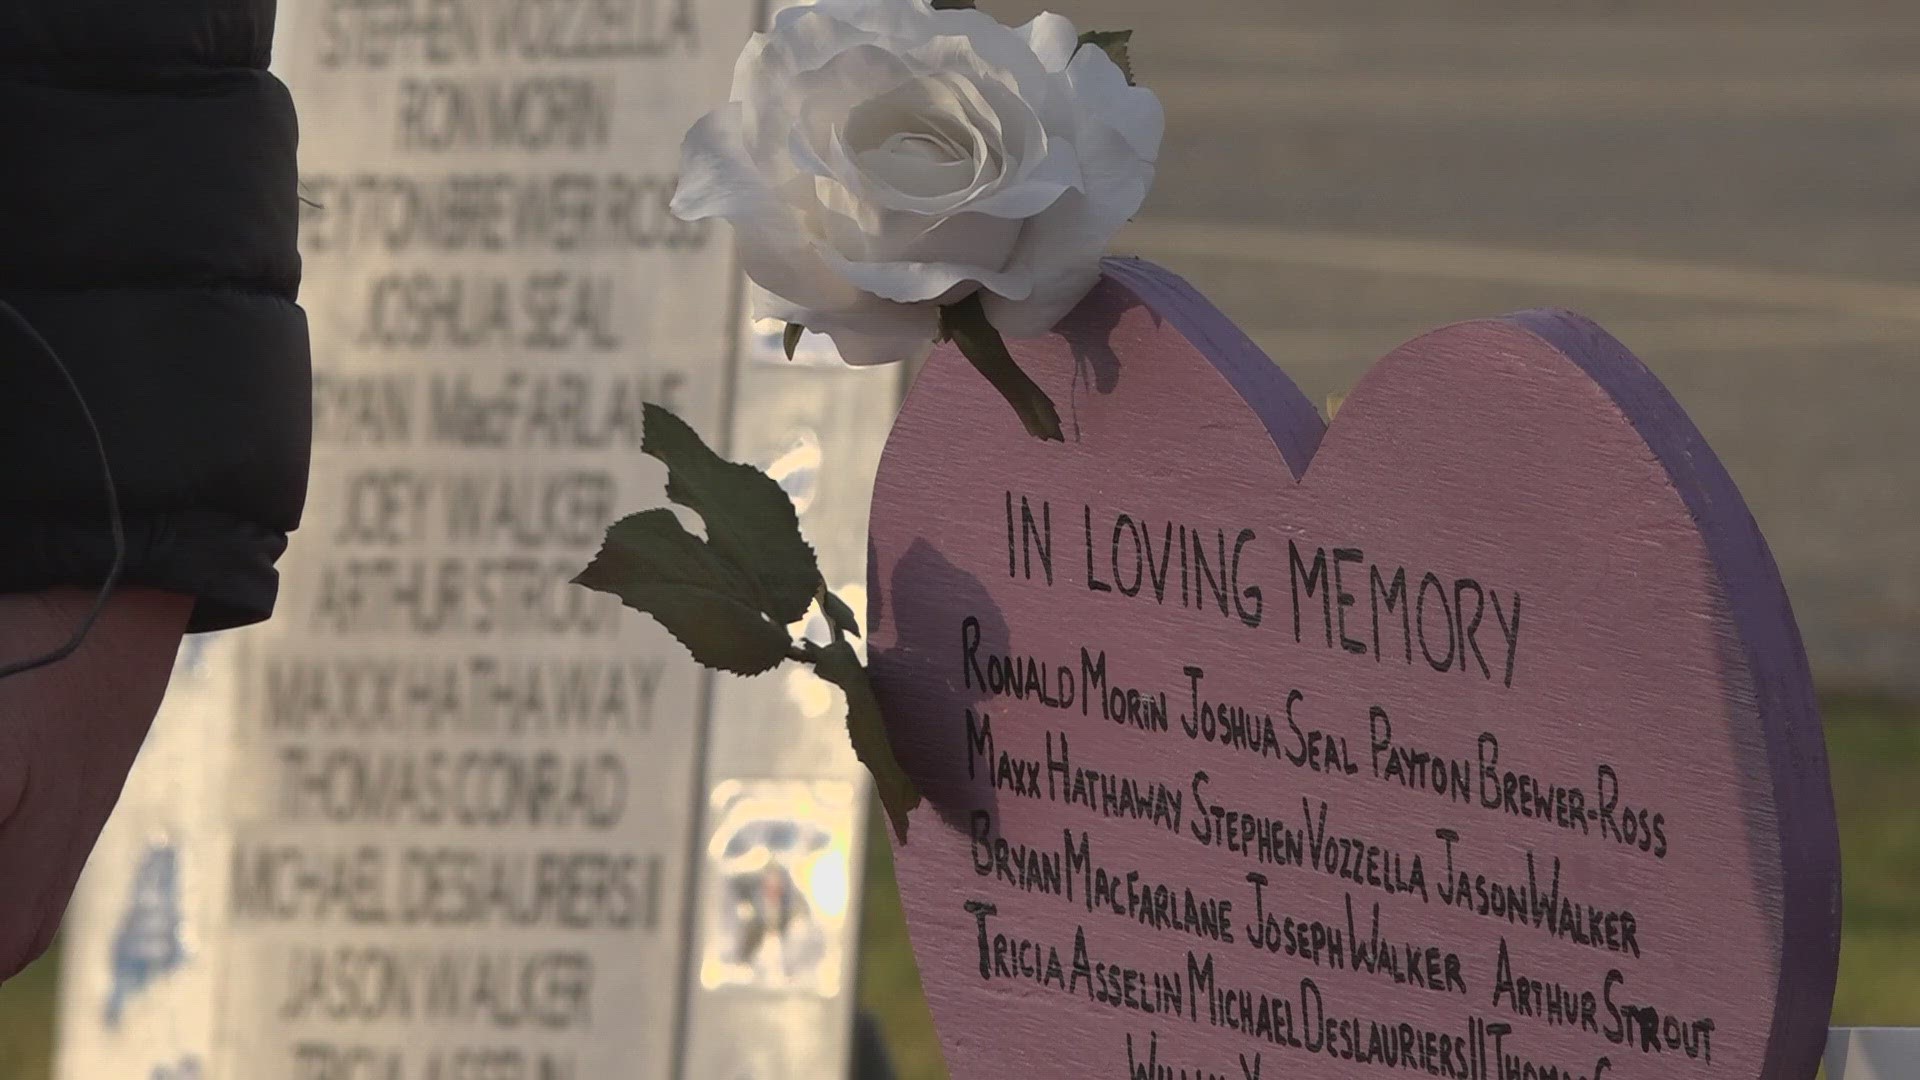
[4,1,1917,1076]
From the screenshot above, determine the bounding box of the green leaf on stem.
[1077,29,1136,85]
[783,322,805,361]
[640,403,821,624]
[573,510,794,675]
[811,640,920,842]
[819,587,863,639]
[938,293,1063,442]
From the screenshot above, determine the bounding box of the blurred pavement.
[1013,0,1920,686]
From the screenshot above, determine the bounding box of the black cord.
[0,299,126,680]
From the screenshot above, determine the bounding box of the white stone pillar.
[53,2,896,1077]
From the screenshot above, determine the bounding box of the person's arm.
[0,589,191,976]
[0,0,309,981]
[0,0,310,633]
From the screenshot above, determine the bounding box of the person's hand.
[0,587,188,982]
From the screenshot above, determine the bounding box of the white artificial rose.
[670,0,1163,366]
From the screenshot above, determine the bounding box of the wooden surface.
[868,260,1840,1079]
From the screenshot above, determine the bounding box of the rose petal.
[820,243,1035,304]
[1015,12,1080,73]
[746,6,876,98]
[907,210,1026,267]
[729,31,771,103]
[756,276,939,368]
[785,44,922,178]
[671,103,774,223]
[962,95,1080,220]
[820,317,939,367]
[747,282,795,326]
[805,0,940,44]
[840,74,992,159]
[739,222,943,368]
[867,73,1078,220]
[808,0,1014,63]
[823,74,1012,215]
[983,122,1154,337]
[736,9,872,155]
[964,75,1043,178]
[815,175,1019,272]
[1069,120,1156,223]
[906,24,1052,108]
[962,175,1075,219]
[982,260,1104,338]
[857,143,976,198]
[751,278,940,368]
[1064,45,1164,162]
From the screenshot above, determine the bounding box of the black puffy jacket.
[0,0,310,632]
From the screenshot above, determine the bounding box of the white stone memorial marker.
[53,2,899,1078]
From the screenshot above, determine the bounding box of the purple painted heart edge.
[1102,261,1842,1078]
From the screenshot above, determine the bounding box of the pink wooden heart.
[868,260,1840,1080]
